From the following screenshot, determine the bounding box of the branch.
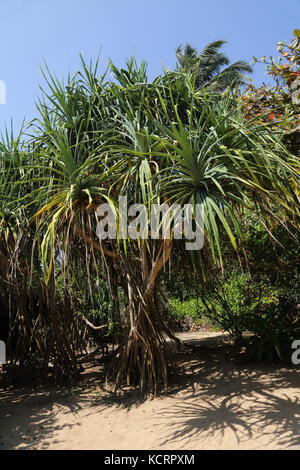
[80,313,107,330]
[77,228,139,263]
[143,239,172,298]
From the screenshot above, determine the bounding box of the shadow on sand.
[0,333,299,449]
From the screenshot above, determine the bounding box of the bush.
[198,272,300,362]
[168,298,219,332]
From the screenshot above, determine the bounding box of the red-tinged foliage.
[241,31,300,151]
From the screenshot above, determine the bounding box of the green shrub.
[198,272,300,362]
[168,298,219,331]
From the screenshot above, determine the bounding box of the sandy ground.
[0,332,299,450]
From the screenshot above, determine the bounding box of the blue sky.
[0,0,299,134]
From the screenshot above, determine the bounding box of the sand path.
[0,332,299,450]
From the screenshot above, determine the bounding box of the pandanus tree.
[0,129,48,377]
[0,126,89,380]
[106,82,299,392]
[2,54,299,392]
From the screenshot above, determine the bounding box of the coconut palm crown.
[176,40,252,91]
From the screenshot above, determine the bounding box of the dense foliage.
[0,36,299,394]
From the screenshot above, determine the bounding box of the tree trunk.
[106,240,174,395]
